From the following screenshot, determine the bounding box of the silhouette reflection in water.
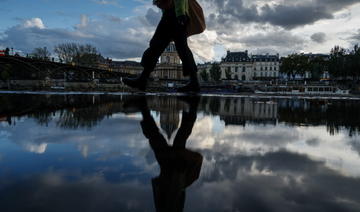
[133,96,203,212]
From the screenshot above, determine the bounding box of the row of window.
[254,62,279,65]
[227,71,278,78]
[225,66,278,72]
[254,67,277,71]
[253,72,278,77]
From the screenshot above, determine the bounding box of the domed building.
[153,42,186,81]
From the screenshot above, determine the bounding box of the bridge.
[0,56,135,84]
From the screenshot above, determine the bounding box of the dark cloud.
[202,0,360,30]
[311,32,327,43]
[219,30,305,55]
[239,31,304,47]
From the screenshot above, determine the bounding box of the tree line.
[30,43,102,68]
[280,44,360,81]
[200,63,222,82]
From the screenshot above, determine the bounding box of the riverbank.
[1,90,360,100]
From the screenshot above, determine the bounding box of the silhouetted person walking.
[128,96,202,211]
[123,0,205,93]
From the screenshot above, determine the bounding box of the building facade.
[251,54,280,80]
[106,43,186,81]
[110,60,143,75]
[153,42,185,81]
[220,51,253,81]
[217,98,278,126]
[218,50,280,81]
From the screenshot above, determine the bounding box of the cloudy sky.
[1,0,360,62]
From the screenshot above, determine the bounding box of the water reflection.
[129,96,202,212]
[0,93,360,211]
[1,94,360,137]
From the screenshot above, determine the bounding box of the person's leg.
[172,18,200,92]
[123,15,172,91]
[141,19,172,77]
[173,96,199,148]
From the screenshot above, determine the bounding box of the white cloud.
[23,18,45,29]
[187,116,360,177]
[24,143,48,154]
[76,14,89,29]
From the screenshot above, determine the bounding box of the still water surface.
[0,93,360,212]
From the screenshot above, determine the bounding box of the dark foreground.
[0,93,360,212]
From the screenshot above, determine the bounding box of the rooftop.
[222,51,251,62]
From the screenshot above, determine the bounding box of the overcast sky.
[0,0,360,62]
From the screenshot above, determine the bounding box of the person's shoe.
[177,81,200,93]
[123,77,147,91]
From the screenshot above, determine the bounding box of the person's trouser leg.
[173,97,199,148]
[140,15,172,78]
[173,30,198,81]
[171,13,198,82]
[123,14,172,90]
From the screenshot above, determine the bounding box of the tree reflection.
[1,94,360,136]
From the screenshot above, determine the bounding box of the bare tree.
[54,43,101,67]
[32,47,51,60]
[54,43,78,64]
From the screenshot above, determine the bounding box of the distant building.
[98,43,188,81]
[153,42,186,81]
[251,54,280,80]
[218,50,280,81]
[110,60,143,75]
[220,50,253,81]
[160,111,180,139]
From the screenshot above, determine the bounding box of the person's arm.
[174,0,188,17]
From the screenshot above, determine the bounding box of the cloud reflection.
[1,95,360,211]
